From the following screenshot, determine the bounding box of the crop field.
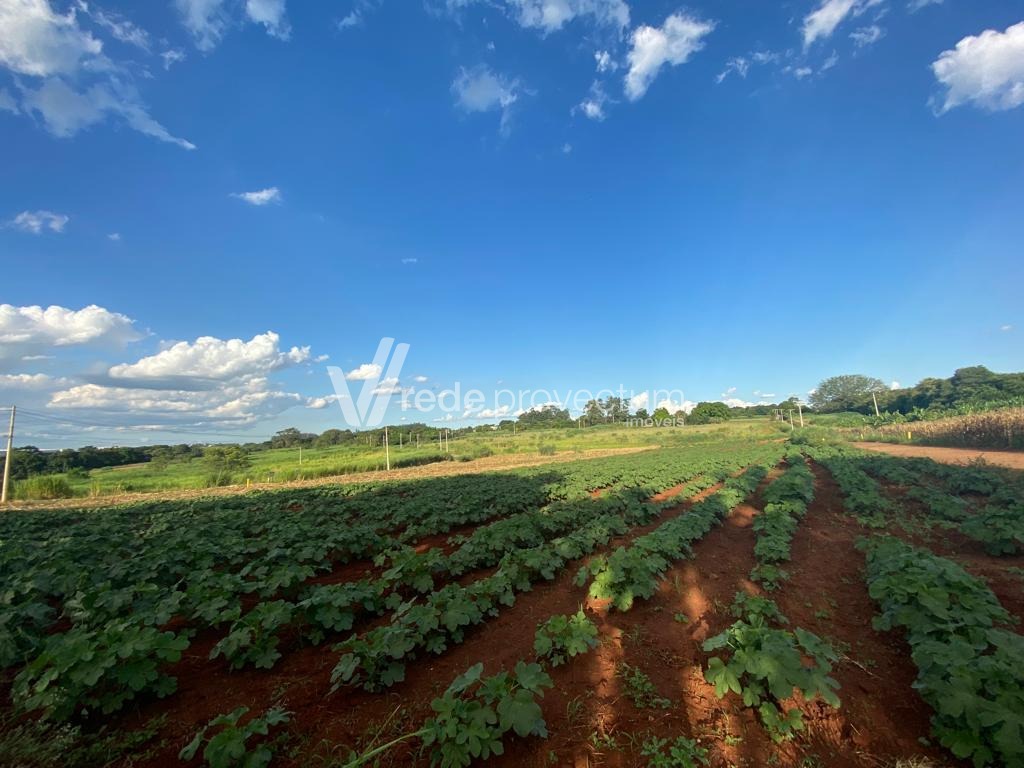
[19,421,772,500]
[837,407,1024,452]
[1,433,1022,768]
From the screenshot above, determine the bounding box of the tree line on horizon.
[6,365,1021,480]
[808,366,1024,415]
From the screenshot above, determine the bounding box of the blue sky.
[1,0,1022,446]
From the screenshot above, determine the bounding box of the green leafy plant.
[640,735,709,768]
[210,601,294,670]
[863,536,1024,767]
[422,661,553,768]
[961,506,1024,556]
[533,609,599,667]
[703,596,840,742]
[578,467,770,610]
[617,663,671,710]
[180,706,291,768]
[12,620,188,721]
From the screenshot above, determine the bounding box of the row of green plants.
[170,612,603,768]
[703,593,841,742]
[861,536,1024,767]
[0,445,733,664]
[210,452,751,680]
[329,445,784,692]
[749,452,815,590]
[575,459,778,611]
[6,442,761,724]
[807,448,891,528]
[336,610,601,768]
[853,453,1024,556]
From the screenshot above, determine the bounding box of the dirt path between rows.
[853,442,1024,470]
[775,463,960,767]
[514,463,958,768]
[119,473,729,767]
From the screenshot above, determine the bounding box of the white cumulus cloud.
[575,79,609,120]
[231,187,282,206]
[594,49,616,72]
[245,0,290,39]
[802,0,881,48]
[931,23,1024,114]
[176,0,291,49]
[850,25,884,48]
[48,329,315,428]
[346,363,383,381]
[656,398,696,414]
[7,209,68,233]
[452,65,523,135]
[0,372,68,391]
[505,0,629,34]
[86,5,151,50]
[0,0,101,76]
[49,380,305,426]
[0,303,142,367]
[624,13,715,101]
[0,0,194,148]
[174,0,229,50]
[108,332,309,384]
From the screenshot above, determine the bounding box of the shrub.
[204,472,236,488]
[538,444,556,456]
[180,706,291,768]
[533,609,599,666]
[14,476,74,501]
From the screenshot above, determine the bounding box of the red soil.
[854,442,1024,470]
[92,461,976,767]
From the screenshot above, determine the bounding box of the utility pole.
[797,402,804,428]
[299,446,303,466]
[444,429,449,453]
[384,426,390,471]
[788,409,794,428]
[1,406,15,505]
[871,391,881,418]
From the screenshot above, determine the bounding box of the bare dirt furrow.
[770,462,961,767]
[490,467,783,768]
[121,474,733,767]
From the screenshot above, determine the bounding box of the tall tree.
[809,375,887,412]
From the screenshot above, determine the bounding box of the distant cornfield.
[853,408,1024,450]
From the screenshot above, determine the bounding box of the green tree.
[808,375,887,412]
[651,407,671,422]
[602,396,630,422]
[583,399,604,424]
[518,405,572,429]
[203,446,252,474]
[688,402,731,424]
